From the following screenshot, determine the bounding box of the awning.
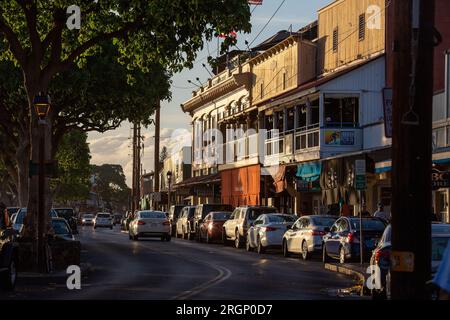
[296,162,321,182]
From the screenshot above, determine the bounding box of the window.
[286,108,295,131]
[324,96,359,128]
[333,27,338,52]
[282,72,287,90]
[358,14,365,41]
[433,127,446,149]
[297,105,307,129]
[260,83,264,99]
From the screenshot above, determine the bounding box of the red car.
[198,211,232,243]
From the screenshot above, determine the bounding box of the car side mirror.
[324,227,330,233]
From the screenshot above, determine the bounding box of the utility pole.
[136,123,142,211]
[131,123,137,213]
[390,0,435,299]
[154,101,161,210]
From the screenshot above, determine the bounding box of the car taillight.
[347,232,355,243]
[137,220,146,225]
[162,221,170,226]
[262,226,276,232]
[374,250,390,263]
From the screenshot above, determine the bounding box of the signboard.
[391,251,415,272]
[432,168,450,190]
[355,159,366,190]
[383,88,393,138]
[324,130,355,146]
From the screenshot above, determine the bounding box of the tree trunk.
[16,130,30,207]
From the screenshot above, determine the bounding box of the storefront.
[221,164,261,207]
[296,161,323,215]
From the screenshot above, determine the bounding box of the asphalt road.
[1,226,361,300]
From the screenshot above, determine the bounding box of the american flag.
[248,0,263,5]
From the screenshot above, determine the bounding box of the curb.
[324,263,366,296]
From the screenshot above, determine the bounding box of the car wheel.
[222,229,228,246]
[234,230,241,249]
[339,246,346,264]
[187,230,192,241]
[246,237,253,252]
[196,228,201,242]
[160,236,165,241]
[322,245,330,263]
[183,228,187,239]
[94,226,97,230]
[0,258,17,291]
[257,238,265,254]
[166,235,172,242]
[110,226,113,230]
[206,232,211,244]
[301,241,310,261]
[385,271,391,300]
[282,240,290,258]
[129,233,132,240]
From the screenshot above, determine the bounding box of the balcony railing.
[265,124,320,157]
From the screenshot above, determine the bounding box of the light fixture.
[33,93,51,120]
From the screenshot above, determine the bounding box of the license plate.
[151,223,158,227]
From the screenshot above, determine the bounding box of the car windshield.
[52,220,71,235]
[211,212,231,220]
[140,211,166,219]
[432,237,450,261]
[173,206,184,217]
[248,208,277,220]
[188,208,196,217]
[83,214,94,219]
[54,209,74,219]
[202,205,233,217]
[350,219,386,231]
[311,216,337,227]
[267,215,296,223]
[97,214,110,218]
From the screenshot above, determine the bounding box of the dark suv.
[168,205,185,236]
[0,222,18,290]
[53,208,78,234]
[193,204,233,241]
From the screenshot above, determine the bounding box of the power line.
[248,0,287,47]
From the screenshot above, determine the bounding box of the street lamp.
[33,92,51,273]
[166,170,173,212]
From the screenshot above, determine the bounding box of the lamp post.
[166,170,172,212]
[33,92,51,273]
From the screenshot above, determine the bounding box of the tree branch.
[0,14,26,65]
[16,0,41,56]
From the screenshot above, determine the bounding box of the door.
[325,219,342,256]
[250,216,264,247]
[225,209,238,238]
[288,219,302,253]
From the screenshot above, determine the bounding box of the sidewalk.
[324,263,369,296]
[17,263,92,285]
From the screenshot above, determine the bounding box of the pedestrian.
[373,203,390,222]
[358,203,371,217]
[433,239,450,300]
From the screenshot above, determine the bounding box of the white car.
[282,215,337,260]
[129,210,171,241]
[81,213,95,226]
[94,213,113,229]
[246,213,296,254]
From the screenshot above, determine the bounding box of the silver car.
[246,214,296,254]
[93,213,113,229]
[283,215,338,260]
[12,208,58,234]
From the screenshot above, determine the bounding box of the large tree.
[0,1,251,269]
[52,130,91,204]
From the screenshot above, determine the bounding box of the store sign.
[355,160,366,190]
[383,88,393,138]
[432,168,450,189]
[324,130,355,146]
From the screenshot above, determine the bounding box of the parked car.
[0,216,18,290]
[283,215,338,260]
[246,213,296,254]
[93,213,113,229]
[198,211,232,243]
[168,205,185,236]
[370,223,450,299]
[113,214,122,225]
[322,217,387,264]
[51,217,76,241]
[6,207,19,218]
[122,210,137,231]
[176,206,196,239]
[12,208,58,234]
[194,204,233,241]
[128,210,171,241]
[222,206,278,248]
[81,213,95,226]
[53,208,78,234]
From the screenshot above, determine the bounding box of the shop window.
[433,127,446,149]
[324,96,359,128]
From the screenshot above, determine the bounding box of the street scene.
[0,0,450,304]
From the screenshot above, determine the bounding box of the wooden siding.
[251,37,316,105]
[318,0,386,74]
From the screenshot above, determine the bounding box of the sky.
[87,0,332,187]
